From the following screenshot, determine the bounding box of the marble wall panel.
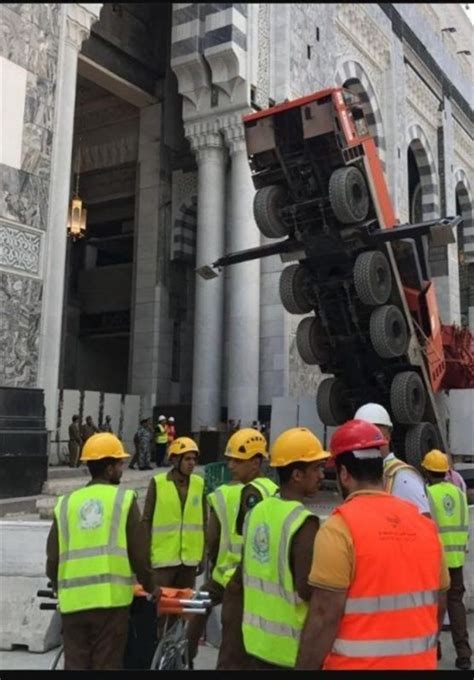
[3,4,60,38]
[0,164,49,230]
[0,271,42,387]
[0,221,42,276]
[21,123,53,178]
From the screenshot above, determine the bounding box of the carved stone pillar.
[223,117,260,425]
[186,124,226,431]
[37,4,102,432]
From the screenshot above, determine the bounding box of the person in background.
[137,418,153,471]
[129,423,140,471]
[68,415,83,468]
[81,416,99,443]
[354,403,431,516]
[154,415,168,467]
[166,417,177,444]
[101,415,113,433]
[421,450,471,671]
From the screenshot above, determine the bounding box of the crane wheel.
[253,185,288,238]
[369,305,408,358]
[296,317,330,365]
[404,422,441,469]
[329,166,369,224]
[354,250,392,306]
[390,371,426,424]
[279,264,313,314]
[316,377,351,426]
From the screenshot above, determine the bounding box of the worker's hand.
[195,561,204,576]
[151,586,162,603]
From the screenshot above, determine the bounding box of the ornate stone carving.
[185,119,225,162]
[171,53,211,110]
[79,134,138,173]
[66,3,102,51]
[0,271,42,387]
[453,120,474,175]
[221,113,249,155]
[0,222,42,276]
[336,4,391,72]
[405,64,440,131]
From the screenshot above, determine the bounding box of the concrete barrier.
[0,520,61,652]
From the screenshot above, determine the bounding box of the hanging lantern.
[67,195,87,241]
[67,137,87,241]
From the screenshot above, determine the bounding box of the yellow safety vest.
[242,496,311,668]
[427,481,469,568]
[55,484,134,614]
[155,424,168,445]
[208,483,244,587]
[151,473,204,567]
[247,476,279,499]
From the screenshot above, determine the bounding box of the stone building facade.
[0,3,472,438]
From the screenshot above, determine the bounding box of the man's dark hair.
[335,451,383,484]
[429,470,446,481]
[277,460,312,485]
[72,414,79,422]
[87,457,119,477]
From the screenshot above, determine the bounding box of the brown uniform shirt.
[217,513,320,670]
[141,469,207,554]
[46,479,157,594]
[68,423,82,445]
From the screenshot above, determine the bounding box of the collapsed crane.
[198,88,473,467]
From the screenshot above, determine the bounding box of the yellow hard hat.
[80,433,129,461]
[168,436,199,457]
[270,427,330,467]
[224,428,268,460]
[421,449,449,473]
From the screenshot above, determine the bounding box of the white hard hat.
[158,415,166,421]
[354,403,393,428]
[168,417,175,422]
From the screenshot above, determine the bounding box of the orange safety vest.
[324,494,441,671]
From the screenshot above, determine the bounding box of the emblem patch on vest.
[252,522,270,563]
[78,499,104,530]
[442,493,455,517]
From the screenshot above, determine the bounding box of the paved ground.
[0,617,471,670]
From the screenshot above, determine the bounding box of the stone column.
[37,3,101,432]
[128,103,162,417]
[223,120,260,425]
[186,128,226,432]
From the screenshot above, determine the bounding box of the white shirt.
[384,452,431,515]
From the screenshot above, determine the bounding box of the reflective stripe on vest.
[344,589,438,614]
[333,633,438,658]
[324,494,441,671]
[208,483,244,587]
[55,485,134,614]
[151,473,204,568]
[427,482,469,568]
[383,457,421,494]
[242,498,311,668]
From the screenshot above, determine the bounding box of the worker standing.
[421,450,472,671]
[68,415,83,468]
[354,403,431,516]
[296,419,449,671]
[154,415,168,467]
[45,433,159,670]
[166,416,177,444]
[187,428,278,667]
[218,427,328,670]
[141,436,206,589]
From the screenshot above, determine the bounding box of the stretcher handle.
[40,603,58,610]
[37,590,56,598]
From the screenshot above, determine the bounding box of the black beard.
[336,473,349,500]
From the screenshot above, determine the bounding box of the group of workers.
[45,401,471,671]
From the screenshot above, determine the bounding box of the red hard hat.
[330,419,388,458]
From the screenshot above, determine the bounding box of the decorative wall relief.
[0,164,49,230]
[0,272,42,387]
[0,221,42,275]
